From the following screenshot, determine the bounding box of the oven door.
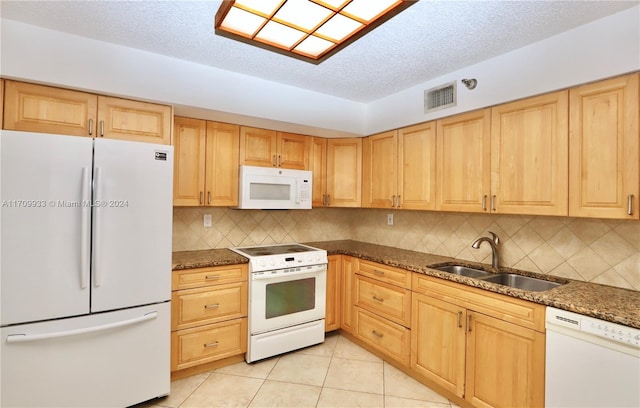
[249,264,326,335]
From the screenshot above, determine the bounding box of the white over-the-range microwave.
[236,165,312,210]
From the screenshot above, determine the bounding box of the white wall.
[1,6,639,137]
[0,19,367,138]
[365,6,640,134]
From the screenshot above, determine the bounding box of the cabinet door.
[206,122,240,206]
[239,126,277,167]
[411,293,465,398]
[173,117,206,206]
[437,109,491,212]
[3,80,97,137]
[277,132,310,169]
[362,131,397,208]
[325,255,342,332]
[0,79,4,129]
[399,122,437,210]
[491,91,569,215]
[569,73,639,219]
[465,312,545,408]
[326,138,362,207]
[340,256,358,333]
[97,96,172,144]
[311,137,328,207]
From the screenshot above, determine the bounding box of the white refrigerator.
[0,130,173,407]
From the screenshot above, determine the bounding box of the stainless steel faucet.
[471,231,500,270]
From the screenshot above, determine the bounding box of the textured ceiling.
[1,0,637,102]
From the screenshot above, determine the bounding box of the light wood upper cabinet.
[362,130,397,208]
[491,90,569,216]
[326,138,362,207]
[173,116,239,206]
[399,122,437,210]
[569,73,639,219]
[97,96,172,144]
[437,109,491,212]
[363,123,436,210]
[173,117,206,206]
[4,80,98,137]
[239,127,309,169]
[310,137,328,207]
[3,80,172,144]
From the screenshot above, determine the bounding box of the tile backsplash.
[173,207,640,291]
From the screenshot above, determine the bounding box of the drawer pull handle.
[372,330,383,338]
[457,311,463,328]
[205,275,221,280]
[88,118,94,136]
[491,195,496,212]
[372,295,384,302]
[467,315,472,332]
[482,195,487,211]
[204,341,219,348]
[204,303,220,309]
[628,194,634,216]
[373,270,385,276]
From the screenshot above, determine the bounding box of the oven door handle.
[251,265,327,280]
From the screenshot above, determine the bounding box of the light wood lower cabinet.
[411,274,545,407]
[353,259,411,366]
[340,256,358,333]
[171,265,248,375]
[325,255,342,332]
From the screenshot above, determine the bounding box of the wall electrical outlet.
[387,213,394,226]
[203,214,212,228]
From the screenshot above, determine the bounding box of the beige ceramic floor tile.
[147,371,211,408]
[296,331,339,357]
[332,336,382,362]
[316,387,384,408]
[323,357,384,394]
[267,353,331,386]
[385,395,451,408]
[216,356,279,379]
[180,372,263,408]
[384,363,450,404]
[248,380,321,408]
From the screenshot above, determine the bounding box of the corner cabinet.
[569,73,639,219]
[411,274,545,408]
[490,90,569,215]
[239,126,310,169]
[173,116,239,206]
[3,80,172,144]
[171,264,248,379]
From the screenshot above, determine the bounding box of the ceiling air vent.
[424,81,457,113]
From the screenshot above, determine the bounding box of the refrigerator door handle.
[80,167,91,289]
[5,311,159,344]
[92,167,103,287]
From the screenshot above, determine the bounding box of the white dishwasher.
[545,307,640,408]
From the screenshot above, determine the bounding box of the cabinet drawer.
[412,273,545,332]
[172,281,248,330]
[355,308,410,365]
[172,264,248,290]
[358,259,411,289]
[171,318,247,371]
[355,275,411,327]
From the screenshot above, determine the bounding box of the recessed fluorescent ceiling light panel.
[215,0,416,64]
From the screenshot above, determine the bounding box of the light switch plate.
[203,214,212,228]
[387,213,394,226]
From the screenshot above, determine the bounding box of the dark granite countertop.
[172,240,640,329]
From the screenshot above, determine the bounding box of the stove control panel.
[250,251,327,272]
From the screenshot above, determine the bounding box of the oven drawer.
[357,260,411,289]
[172,281,248,330]
[355,274,411,327]
[355,308,411,366]
[172,264,248,290]
[171,318,247,371]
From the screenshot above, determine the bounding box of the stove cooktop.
[230,243,327,272]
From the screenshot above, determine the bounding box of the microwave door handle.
[295,179,301,204]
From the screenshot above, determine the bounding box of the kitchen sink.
[479,273,562,292]
[433,265,494,278]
